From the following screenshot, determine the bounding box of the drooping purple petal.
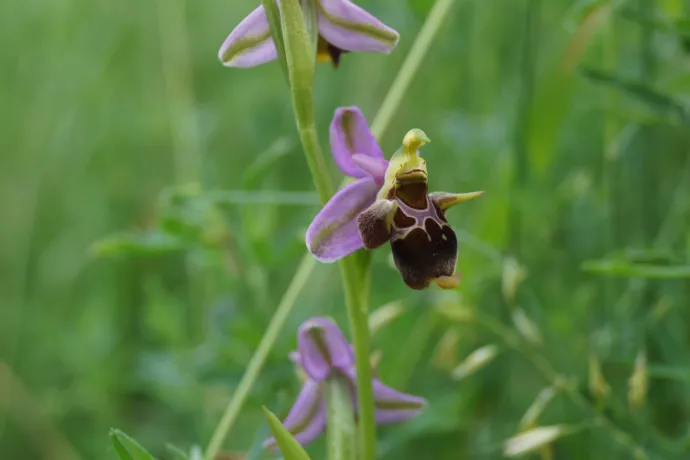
[263,379,327,448]
[219,5,278,68]
[330,107,384,178]
[352,154,388,184]
[318,0,399,54]
[342,368,426,424]
[306,177,379,262]
[298,317,354,381]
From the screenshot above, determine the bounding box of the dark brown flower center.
[317,35,348,68]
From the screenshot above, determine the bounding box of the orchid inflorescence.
[217,0,483,456]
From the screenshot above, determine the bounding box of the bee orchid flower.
[306,107,484,290]
[219,0,399,68]
[264,317,425,447]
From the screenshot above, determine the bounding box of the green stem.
[338,256,375,460]
[326,377,357,460]
[298,125,335,202]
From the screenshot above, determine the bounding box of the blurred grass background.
[2,0,690,458]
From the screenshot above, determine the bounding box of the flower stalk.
[273,2,377,458]
[326,378,356,460]
[204,1,460,458]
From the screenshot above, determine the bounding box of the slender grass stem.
[204,255,315,460]
[369,0,458,138]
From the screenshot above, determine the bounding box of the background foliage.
[2,0,690,459]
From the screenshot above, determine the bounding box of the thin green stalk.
[298,125,335,203]
[326,377,356,460]
[204,254,315,460]
[338,256,376,460]
[204,0,460,455]
[510,0,540,257]
[280,0,376,455]
[369,0,458,138]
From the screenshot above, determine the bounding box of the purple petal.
[342,368,426,424]
[298,317,354,381]
[306,177,379,262]
[288,351,301,365]
[352,154,388,185]
[263,379,327,448]
[330,107,384,178]
[219,5,278,68]
[318,0,399,54]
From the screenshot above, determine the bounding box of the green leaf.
[91,231,185,258]
[109,429,156,460]
[165,444,189,460]
[580,67,687,122]
[326,377,356,460]
[581,259,690,278]
[620,9,690,38]
[262,0,289,82]
[261,406,312,460]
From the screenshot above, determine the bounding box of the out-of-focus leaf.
[261,406,312,460]
[91,231,185,258]
[529,1,611,174]
[623,248,680,265]
[582,258,690,278]
[564,0,624,32]
[110,429,156,460]
[208,190,319,207]
[519,387,558,431]
[241,137,295,189]
[620,9,690,38]
[580,67,687,122]
[451,345,500,381]
[628,349,648,409]
[165,444,189,460]
[504,425,575,457]
[368,301,405,335]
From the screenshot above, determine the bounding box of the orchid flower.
[264,317,425,447]
[306,107,484,290]
[219,0,399,68]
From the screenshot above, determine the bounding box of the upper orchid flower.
[219,0,399,68]
[306,107,484,290]
[264,317,425,447]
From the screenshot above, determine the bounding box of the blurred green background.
[2,0,690,458]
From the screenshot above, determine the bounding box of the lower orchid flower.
[264,317,425,447]
[306,107,484,290]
